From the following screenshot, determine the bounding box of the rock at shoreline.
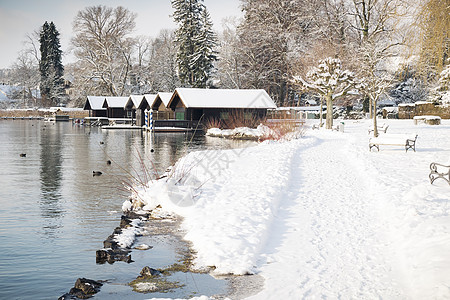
[58,278,102,299]
[134,243,152,250]
[96,248,133,264]
[140,266,161,277]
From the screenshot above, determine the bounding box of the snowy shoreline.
[126,119,450,299]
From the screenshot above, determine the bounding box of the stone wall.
[0,109,89,119]
[398,102,450,119]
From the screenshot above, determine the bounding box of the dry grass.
[260,118,306,141]
[224,110,265,129]
[204,110,265,130]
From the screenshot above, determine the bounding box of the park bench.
[429,162,450,185]
[368,123,389,134]
[369,134,418,152]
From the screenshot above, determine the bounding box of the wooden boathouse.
[164,88,277,129]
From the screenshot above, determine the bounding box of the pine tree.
[191,7,217,87]
[172,0,217,87]
[39,21,65,106]
[39,22,50,102]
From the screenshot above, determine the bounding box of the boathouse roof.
[84,96,106,111]
[102,97,129,109]
[139,94,157,110]
[151,92,173,110]
[167,88,277,109]
[126,95,145,110]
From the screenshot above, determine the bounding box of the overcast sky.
[0,0,242,69]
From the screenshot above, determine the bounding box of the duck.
[99,141,104,145]
[20,153,26,157]
[106,160,111,165]
[93,171,102,176]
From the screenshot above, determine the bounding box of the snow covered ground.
[129,119,450,299]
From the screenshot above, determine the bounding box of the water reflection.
[39,123,64,238]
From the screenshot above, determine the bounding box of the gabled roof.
[139,94,157,110]
[151,92,173,110]
[84,96,106,110]
[126,95,145,110]
[167,88,277,109]
[102,97,129,109]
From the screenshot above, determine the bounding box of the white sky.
[0,0,242,69]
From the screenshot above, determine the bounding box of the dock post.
[150,109,153,132]
[144,109,149,130]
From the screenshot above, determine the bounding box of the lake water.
[0,120,253,299]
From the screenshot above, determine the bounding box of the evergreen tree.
[39,21,65,106]
[39,22,50,102]
[172,0,217,87]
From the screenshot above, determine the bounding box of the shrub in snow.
[431,62,450,105]
[389,78,429,105]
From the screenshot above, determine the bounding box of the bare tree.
[216,17,243,89]
[414,0,449,77]
[71,5,136,97]
[8,30,41,107]
[147,29,180,92]
[238,0,319,106]
[347,0,410,135]
[10,50,40,106]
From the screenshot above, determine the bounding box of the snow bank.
[125,119,450,298]
[124,138,312,274]
[206,125,267,140]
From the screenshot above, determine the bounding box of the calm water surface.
[0,120,253,299]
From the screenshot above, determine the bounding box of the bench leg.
[369,144,379,152]
[429,163,450,185]
[405,140,416,152]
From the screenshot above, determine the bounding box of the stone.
[59,278,102,299]
[96,249,132,264]
[140,266,161,277]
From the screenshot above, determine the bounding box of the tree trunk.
[369,97,373,118]
[319,96,324,126]
[372,98,378,137]
[325,94,333,129]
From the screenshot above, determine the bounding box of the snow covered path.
[134,119,450,299]
[250,132,402,299]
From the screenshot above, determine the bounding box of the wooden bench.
[429,162,450,185]
[368,123,389,134]
[369,134,418,152]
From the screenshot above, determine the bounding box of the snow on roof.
[103,97,129,108]
[85,96,106,110]
[169,88,277,109]
[157,92,173,107]
[151,92,173,110]
[128,95,145,109]
[0,85,12,101]
[143,94,157,103]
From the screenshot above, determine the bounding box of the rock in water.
[135,244,153,250]
[59,278,102,299]
[140,266,161,277]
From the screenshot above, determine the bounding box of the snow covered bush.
[389,78,429,104]
[433,62,450,105]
